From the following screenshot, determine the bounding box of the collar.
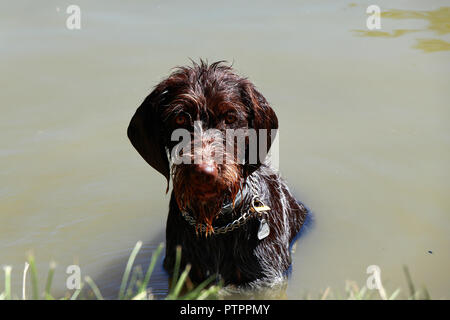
[180,178,271,236]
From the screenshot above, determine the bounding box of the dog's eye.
[225,113,237,124]
[175,115,187,126]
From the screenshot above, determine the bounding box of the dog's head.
[127,60,278,231]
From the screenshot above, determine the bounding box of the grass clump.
[0,241,221,300]
[0,242,431,300]
[305,266,431,300]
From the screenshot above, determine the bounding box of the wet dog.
[127,60,309,288]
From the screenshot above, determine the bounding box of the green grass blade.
[168,264,191,299]
[320,287,331,300]
[44,262,56,300]
[125,265,142,299]
[138,243,164,294]
[27,255,39,300]
[421,286,431,300]
[118,241,143,300]
[22,262,30,300]
[389,288,401,300]
[403,265,416,299]
[170,246,182,293]
[358,286,368,299]
[70,283,84,300]
[3,266,12,300]
[84,276,104,300]
[196,285,221,300]
[132,291,147,300]
[180,276,218,300]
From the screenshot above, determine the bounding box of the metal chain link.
[181,176,266,235]
[181,206,256,234]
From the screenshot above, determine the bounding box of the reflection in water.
[354,29,418,38]
[414,38,450,53]
[353,7,450,52]
[381,7,450,35]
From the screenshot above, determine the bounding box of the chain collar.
[180,177,269,235]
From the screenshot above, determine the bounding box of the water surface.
[1,0,449,299]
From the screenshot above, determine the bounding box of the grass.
[0,242,432,300]
[303,266,431,300]
[0,242,221,300]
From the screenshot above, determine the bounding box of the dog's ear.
[127,83,171,192]
[241,81,279,175]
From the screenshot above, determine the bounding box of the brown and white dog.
[127,60,309,289]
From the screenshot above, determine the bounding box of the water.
[1,0,449,299]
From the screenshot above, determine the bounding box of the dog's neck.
[216,182,250,216]
[177,175,266,236]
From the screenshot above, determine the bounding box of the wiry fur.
[172,121,242,233]
[164,164,308,288]
[127,60,309,290]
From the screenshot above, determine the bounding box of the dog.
[127,60,309,289]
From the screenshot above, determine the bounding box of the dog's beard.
[170,126,245,235]
[172,163,243,236]
[179,193,225,235]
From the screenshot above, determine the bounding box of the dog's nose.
[193,163,218,183]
